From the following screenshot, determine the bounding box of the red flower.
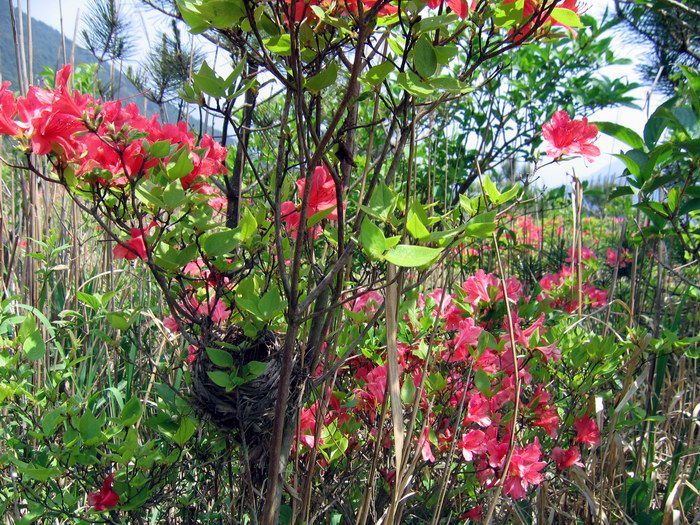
[427,0,476,18]
[418,425,436,463]
[88,473,119,511]
[552,446,584,470]
[296,165,340,219]
[543,110,600,161]
[459,429,486,461]
[0,81,20,136]
[503,438,547,499]
[574,416,601,448]
[113,228,149,261]
[281,165,341,239]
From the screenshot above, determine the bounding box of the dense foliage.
[0,1,699,524]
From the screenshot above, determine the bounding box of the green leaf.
[236,208,258,243]
[173,417,197,446]
[550,7,582,28]
[193,60,226,98]
[396,72,434,97]
[360,218,387,259]
[306,63,338,94]
[474,368,493,397]
[400,376,416,404]
[146,139,173,158]
[680,198,700,216]
[79,409,101,443]
[166,148,195,181]
[406,201,430,241]
[106,312,129,331]
[366,182,398,222]
[243,360,268,380]
[384,245,441,267]
[363,62,394,87]
[206,347,234,368]
[482,175,501,204]
[414,36,438,78]
[264,34,292,56]
[163,181,187,210]
[207,371,234,388]
[23,327,46,361]
[120,397,143,427]
[41,410,64,435]
[202,229,238,257]
[593,121,645,150]
[464,211,497,239]
[258,287,285,320]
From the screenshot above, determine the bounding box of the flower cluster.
[294,270,600,511]
[0,66,228,261]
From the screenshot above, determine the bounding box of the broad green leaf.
[243,360,268,380]
[146,139,173,158]
[264,34,292,56]
[236,208,258,243]
[474,368,493,397]
[482,175,501,204]
[360,218,387,259]
[384,245,441,267]
[206,347,234,368]
[202,229,238,257]
[406,201,430,241]
[41,410,64,435]
[550,7,582,28]
[106,312,129,331]
[207,370,234,389]
[680,198,700,216]
[414,36,438,78]
[79,409,101,442]
[163,181,187,210]
[166,148,195,181]
[464,211,497,239]
[363,62,394,87]
[593,121,645,150]
[120,397,143,427]
[366,182,398,222]
[23,328,46,361]
[396,72,434,97]
[306,63,338,94]
[258,287,285,320]
[193,60,226,98]
[400,376,416,404]
[173,417,197,446]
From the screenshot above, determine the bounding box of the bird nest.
[190,326,288,435]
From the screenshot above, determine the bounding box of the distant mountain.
[0,3,188,124]
[0,2,101,89]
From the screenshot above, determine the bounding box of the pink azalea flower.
[113,228,149,261]
[543,110,600,161]
[574,416,601,448]
[463,392,492,428]
[426,0,476,18]
[459,429,486,461]
[418,425,436,463]
[552,446,584,470]
[534,343,561,362]
[503,439,547,500]
[0,81,20,136]
[88,473,120,511]
[446,318,483,362]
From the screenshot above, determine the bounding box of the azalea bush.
[1,0,699,523]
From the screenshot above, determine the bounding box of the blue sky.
[27,0,661,188]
